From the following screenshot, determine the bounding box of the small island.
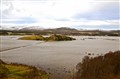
[18,35,44,40]
[0,59,49,79]
[18,34,76,41]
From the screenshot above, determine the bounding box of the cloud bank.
[1,0,119,30]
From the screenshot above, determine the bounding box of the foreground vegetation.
[75,51,120,79]
[0,59,49,79]
[19,34,76,41]
[1,51,120,79]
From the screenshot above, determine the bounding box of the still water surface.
[0,36,119,79]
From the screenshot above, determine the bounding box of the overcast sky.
[0,0,120,30]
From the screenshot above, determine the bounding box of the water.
[0,36,119,79]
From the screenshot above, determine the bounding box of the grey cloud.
[73,2,119,20]
[55,18,70,21]
[2,1,14,19]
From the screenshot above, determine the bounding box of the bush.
[75,51,120,79]
[44,34,76,41]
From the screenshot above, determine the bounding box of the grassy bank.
[0,59,49,79]
[75,51,120,79]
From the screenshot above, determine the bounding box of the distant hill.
[19,26,44,31]
[43,27,79,35]
[0,26,120,36]
[0,26,44,31]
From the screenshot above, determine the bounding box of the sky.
[0,0,120,30]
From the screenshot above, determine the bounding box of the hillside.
[0,27,120,36]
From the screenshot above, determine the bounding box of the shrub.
[75,51,120,79]
[44,34,76,41]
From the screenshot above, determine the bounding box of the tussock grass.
[0,59,49,79]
